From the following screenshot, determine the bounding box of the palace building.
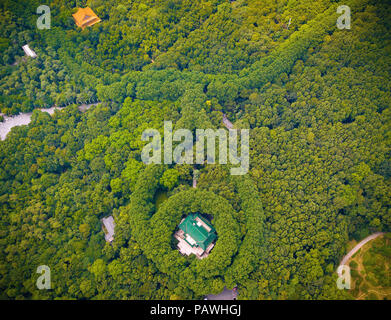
[175,213,217,259]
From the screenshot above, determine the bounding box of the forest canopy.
[0,0,390,300]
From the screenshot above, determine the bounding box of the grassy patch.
[348,233,391,300]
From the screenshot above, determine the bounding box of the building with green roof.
[175,213,217,258]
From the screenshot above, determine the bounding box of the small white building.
[102,216,115,243]
[22,45,37,58]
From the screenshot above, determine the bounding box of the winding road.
[337,232,385,276]
[0,102,100,140]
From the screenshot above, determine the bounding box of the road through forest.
[337,232,385,276]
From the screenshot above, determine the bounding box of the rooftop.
[22,45,37,58]
[102,216,115,243]
[178,213,216,251]
[73,7,101,30]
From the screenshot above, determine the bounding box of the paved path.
[0,102,101,140]
[78,102,100,112]
[222,114,234,130]
[206,287,238,300]
[337,232,385,276]
[192,169,199,188]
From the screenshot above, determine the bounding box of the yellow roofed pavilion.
[72,7,101,30]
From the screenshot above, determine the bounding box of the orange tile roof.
[72,7,101,30]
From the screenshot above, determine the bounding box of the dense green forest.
[0,0,390,299]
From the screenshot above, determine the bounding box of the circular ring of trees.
[126,165,265,296]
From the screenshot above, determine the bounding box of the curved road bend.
[337,232,385,276]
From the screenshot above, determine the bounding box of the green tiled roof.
[178,213,217,250]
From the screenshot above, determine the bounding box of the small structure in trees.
[72,7,101,30]
[175,213,217,259]
[22,45,37,58]
[102,216,115,243]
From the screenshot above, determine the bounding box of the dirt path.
[337,232,385,276]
